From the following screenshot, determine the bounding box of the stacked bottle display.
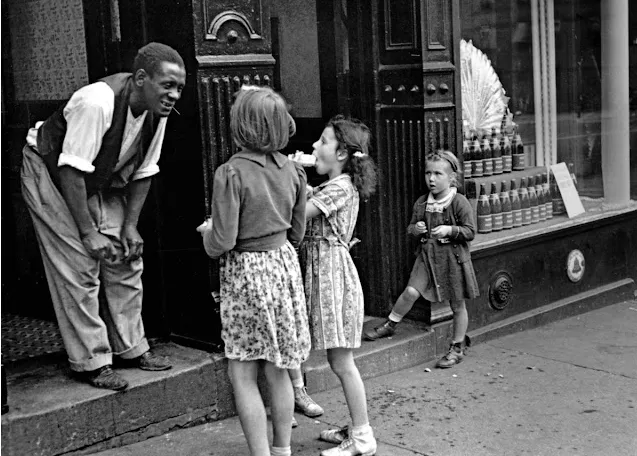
[476,173,556,234]
[461,116,524,179]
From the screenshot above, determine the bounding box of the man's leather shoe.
[135,351,172,371]
[85,365,128,391]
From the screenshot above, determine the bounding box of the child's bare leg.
[436,300,469,369]
[265,362,294,449]
[364,286,420,341]
[327,348,369,427]
[288,367,303,386]
[227,360,270,456]
[391,286,422,319]
[322,348,377,455]
[450,299,468,343]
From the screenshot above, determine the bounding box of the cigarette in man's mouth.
[172,107,181,115]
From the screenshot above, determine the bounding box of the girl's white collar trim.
[426,187,457,209]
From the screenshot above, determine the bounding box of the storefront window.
[460,0,537,164]
[554,0,603,197]
[461,0,635,210]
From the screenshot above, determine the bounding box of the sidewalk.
[90,299,637,456]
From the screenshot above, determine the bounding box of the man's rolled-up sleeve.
[58,82,114,173]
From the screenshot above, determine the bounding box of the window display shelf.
[470,198,637,253]
[464,166,547,199]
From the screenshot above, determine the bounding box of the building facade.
[2,0,636,353]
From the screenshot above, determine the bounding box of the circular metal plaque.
[566,249,585,283]
[488,271,514,310]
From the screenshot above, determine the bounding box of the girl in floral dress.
[201,86,310,456]
[299,115,378,456]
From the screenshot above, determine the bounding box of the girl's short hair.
[230,86,296,153]
[425,150,460,186]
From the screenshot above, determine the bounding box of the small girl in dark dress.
[364,150,480,369]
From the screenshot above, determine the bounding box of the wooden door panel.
[193,0,270,55]
[421,0,453,64]
[378,0,421,65]
[352,0,461,318]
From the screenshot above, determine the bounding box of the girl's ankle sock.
[291,377,304,389]
[388,311,403,324]
[351,423,372,434]
[271,446,291,456]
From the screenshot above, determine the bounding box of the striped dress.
[299,174,364,350]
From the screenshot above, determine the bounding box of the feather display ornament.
[460,39,510,135]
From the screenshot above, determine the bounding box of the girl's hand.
[431,225,452,238]
[306,184,314,199]
[196,218,212,236]
[414,221,428,234]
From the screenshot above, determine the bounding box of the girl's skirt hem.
[220,241,311,370]
[224,351,308,370]
[407,250,480,302]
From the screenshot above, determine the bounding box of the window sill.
[471,197,637,255]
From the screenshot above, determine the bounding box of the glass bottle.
[489,182,503,232]
[500,109,509,136]
[551,171,566,215]
[509,179,522,228]
[519,177,531,225]
[477,183,492,234]
[542,172,553,219]
[491,126,503,175]
[471,136,484,177]
[482,135,493,176]
[512,127,526,171]
[462,140,472,178]
[535,173,546,221]
[501,135,512,173]
[528,175,539,224]
[499,180,512,230]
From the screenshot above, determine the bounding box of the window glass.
[554,0,602,197]
[460,0,536,164]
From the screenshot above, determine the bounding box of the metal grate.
[1,314,65,364]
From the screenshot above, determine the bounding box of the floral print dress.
[220,242,311,369]
[299,174,364,350]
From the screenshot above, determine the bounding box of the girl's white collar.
[426,187,457,208]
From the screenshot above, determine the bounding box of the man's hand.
[82,231,118,261]
[121,224,144,262]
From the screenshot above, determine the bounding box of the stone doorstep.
[1,278,633,456]
[0,342,233,456]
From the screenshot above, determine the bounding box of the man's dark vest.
[35,73,160,196]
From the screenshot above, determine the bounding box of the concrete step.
[1,342,234,456]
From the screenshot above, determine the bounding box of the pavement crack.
[483,343,637,380]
